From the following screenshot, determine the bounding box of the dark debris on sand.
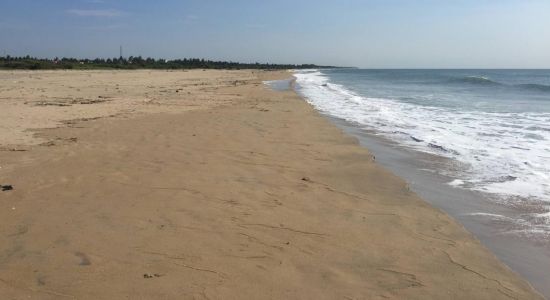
[1,185,14,191]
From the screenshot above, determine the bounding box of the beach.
[0,69,543,299]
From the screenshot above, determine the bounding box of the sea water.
[294,69,550,239]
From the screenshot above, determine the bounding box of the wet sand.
[330,117,550,298]
[0,70,543,299]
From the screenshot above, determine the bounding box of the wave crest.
[451,76,501,85]
[450,76,550,93]
[516,83,550,92]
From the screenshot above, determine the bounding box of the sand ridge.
[0,70,543,299]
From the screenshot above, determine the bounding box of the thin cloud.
[82,23,126,31]
[183,14,199,24]
[66,9,123,17]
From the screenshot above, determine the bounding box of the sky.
[1,0,549,68]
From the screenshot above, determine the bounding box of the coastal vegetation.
[0,55,329,70]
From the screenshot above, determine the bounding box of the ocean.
[295,68,549,228]
[291,69,550,295]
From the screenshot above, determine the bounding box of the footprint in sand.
[75,252,91,266]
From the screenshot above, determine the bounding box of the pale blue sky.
[1,0,549,68]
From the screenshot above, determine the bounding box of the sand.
[0,69,543,299]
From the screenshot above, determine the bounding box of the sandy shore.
[0,70,543,299]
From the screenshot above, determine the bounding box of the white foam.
[448,179,465,187]
[465,213,550,239]
[464,212,524,224]
[535,211,550,223]
[466,212,510,218]
[294,70,550,203]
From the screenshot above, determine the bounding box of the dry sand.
[0,69,543,299]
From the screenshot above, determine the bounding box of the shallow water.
[263,79,293,91]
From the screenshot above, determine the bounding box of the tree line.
[0,55,333,70]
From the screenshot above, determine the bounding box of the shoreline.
[288,70,550,298]
[326,114,550,298]
[0,70,543,299]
